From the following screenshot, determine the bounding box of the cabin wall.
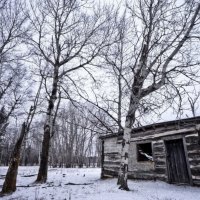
[152,140,167,181]
[128,142,155,180]
[101,125,200,186]
[185,133,200,186]
[102,137,121,177]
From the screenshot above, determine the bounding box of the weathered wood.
[186,144,200,151]
[153,147,164,152]
[193,180,200,186]
[104,153,120,161]
[128,171,156,180]
[104,152,119,155]
[155,160,166,166]
[189,159,200,166]
[186,135,199,144]
[101,116,200,187]
[154,167,166,174]
[131,128,195,142]
[187,150,200,158]
[165,139,189,184]
[191,168,200,176]
[104,161,121,165]
[103,169,118,177]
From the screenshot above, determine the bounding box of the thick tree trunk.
[36,66,59,183]
[35,125,51,182]
[1,122,26,194]
[117,86,139,190]
[117,115,135,191]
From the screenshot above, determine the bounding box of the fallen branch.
[64,182,93,186]
[21,174,37,177]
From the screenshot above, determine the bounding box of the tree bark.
[117,115,135,191]
[36,66,59,183]
[1,122,26,194]
[35,124,51,182]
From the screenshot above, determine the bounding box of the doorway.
[165,139,190,184]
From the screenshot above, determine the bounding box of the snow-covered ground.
[0,167,200,200]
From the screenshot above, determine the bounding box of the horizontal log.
[104,158,120,163]
[153,141,164,145]
[185,133,198,138]
[154,156,166,160]
[185,136,199,144]
[193,180,200,186]
[191,168,200,176]
[103,163,120,168]
[155,167,166,174]
[102,169,118,177]
[103,166,119,172]
[117,136,123,140]
[154,160,166,165]
[153,153,165,157]
[152,140,163,144]
[131,127,195,142]
[104,152,119,155]
[128,172,156,180]
[189,159,200,167]
[132,126,176,137]
[187,151,200,158]
[192,175,200,180]
[155,160,166,166]
[104,153,121,161]
[104,159,121,163]
[104,147,120,152]
[186,144,200,151]
[153,147,165,152]
[188,158,200,163]
[190,165,200,170]
[153,145,164,149]
[154,174,167,178]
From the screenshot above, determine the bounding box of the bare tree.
[0,0,28,99]
[187,90,200,117]
[1,77,43,194]
[113,0,200,190]
[0,0,29,139]
[48,102,102,168]
[27,0,114,183]
[96,10,131,133]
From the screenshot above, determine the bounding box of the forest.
[0,0,200,198]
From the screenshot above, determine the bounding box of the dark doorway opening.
[165,139,190,184]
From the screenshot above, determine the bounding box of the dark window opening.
[137,143,153,162]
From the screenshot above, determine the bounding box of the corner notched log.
[1,123,26,194]
[35,125,51,183]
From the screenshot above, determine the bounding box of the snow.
[0,167,200,200]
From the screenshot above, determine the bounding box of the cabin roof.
[99,116,200,139]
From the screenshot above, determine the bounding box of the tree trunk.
[35,125,51,182]
[1,122,26,194]
[36,66,59,183]
[117,115,135,191]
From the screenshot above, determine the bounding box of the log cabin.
[99,117,200,186]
